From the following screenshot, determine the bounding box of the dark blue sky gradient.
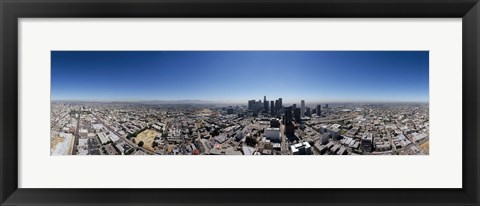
[51,51,429,103]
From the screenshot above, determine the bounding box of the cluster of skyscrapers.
[247,96,328,120]
[248,96,283,117]
[247,96,333,141]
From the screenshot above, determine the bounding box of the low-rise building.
[265,127,281,143]
[290,142,312,155]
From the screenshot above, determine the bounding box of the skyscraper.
[248,100,256,110]
[270,101,275,115]
[279,98,283,109]
[306,107,311,117]
[284,106,293,125]
[294,108,302,123]
[316,105,322,116]
[274,99,279,112]
[263,96,269,112]
[301,100,305,117]
[284,106,295,136]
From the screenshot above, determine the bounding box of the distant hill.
[52,100,220,105]
[137,100,217,105]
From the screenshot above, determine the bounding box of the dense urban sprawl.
[51,97,429,155]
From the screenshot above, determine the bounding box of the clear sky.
[51,51,429,103]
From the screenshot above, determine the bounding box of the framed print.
[48,51,430,156]
[1,0,479,206]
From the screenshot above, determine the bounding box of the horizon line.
[51,99,429,104]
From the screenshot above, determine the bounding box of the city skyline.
[51,51,429,103]
[50,98,429,105]
[51,101,429,156]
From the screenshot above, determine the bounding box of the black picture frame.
[1,0,479,205]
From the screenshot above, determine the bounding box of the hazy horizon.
[51,98,429,105]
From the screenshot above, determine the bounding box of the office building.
[265,127,281,143]
[321,133,330,145]
[284,107,295,136]
[252,100,261,112]
[264,96,269,112]
[301,100,305,117]
[275,100,280,114]
[290,142,312,155]
[227,106,234,114]
[316,105,322,116]
[294,108,302,123]
[284,106,293,125]
[361,133,373,153]
[285,123,295,137]
[270,101,275,115]
[248,100,256,110]
[270,118,280,128]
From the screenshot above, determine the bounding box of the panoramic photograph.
[50,51,429,155]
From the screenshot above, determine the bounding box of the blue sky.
[51,51,429,103]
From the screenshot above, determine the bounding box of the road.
[386,129,396,154]
[280,125,288,155]
[94,114,155,155]
[71,114,80,155]
[405,136,427,155]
